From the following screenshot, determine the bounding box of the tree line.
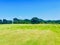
[0,17,60,24]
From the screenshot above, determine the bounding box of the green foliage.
[31,17,40,24]
[0,19,2,24]
[0,17,60,24]
[24,19,31,24]
[13,18,20,24]
[2,19,12,24]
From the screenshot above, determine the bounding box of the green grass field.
[0,24,60,45]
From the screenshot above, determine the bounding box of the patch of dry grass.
[0,30,60,45]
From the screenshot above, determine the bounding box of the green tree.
[3,19,7,24]
[7,20,12,24]
[31,17,40,24]
[13,18,20,24]
[24,19,31,24]
[0,19,2,24]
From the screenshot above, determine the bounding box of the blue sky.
[0,0,60,20]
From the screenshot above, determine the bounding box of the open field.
[0,24,60,45]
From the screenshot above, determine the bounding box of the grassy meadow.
[0,24,60,45]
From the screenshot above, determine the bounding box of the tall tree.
[31,17,40,24]
[3,19,7,24]
[13,18,20,24]
[24,19,31,24]
[0,19,2,24]
[7,20,12,24]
